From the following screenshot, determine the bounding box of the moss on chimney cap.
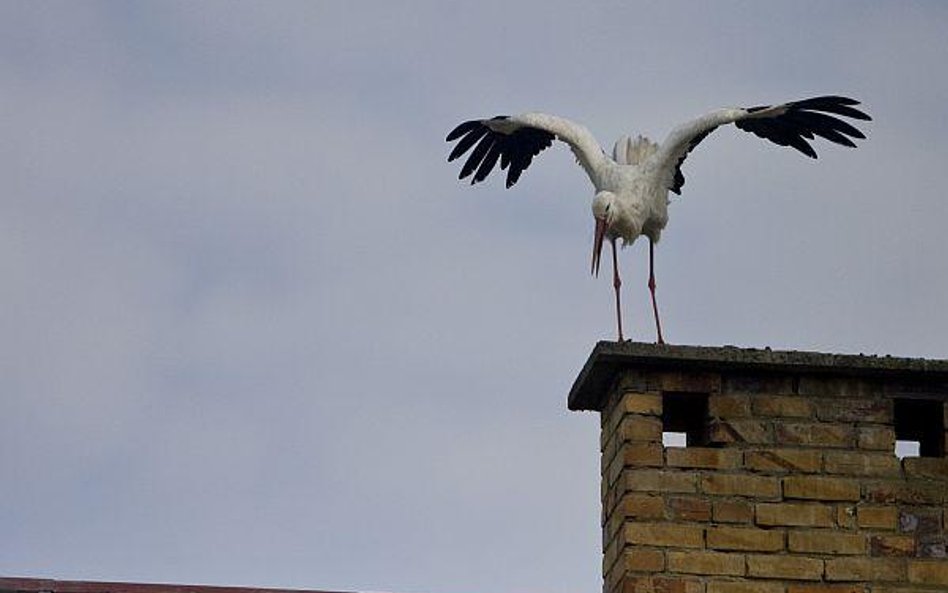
[569,342,948,412]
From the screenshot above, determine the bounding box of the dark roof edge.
[568,341,948,411]
[0,578,349,593]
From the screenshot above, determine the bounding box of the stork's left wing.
[652,95,872,195]
[446,113,606,189]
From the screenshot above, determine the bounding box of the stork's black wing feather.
[671,128,716,195]
[735,96,871,159]
[446,117,555,188]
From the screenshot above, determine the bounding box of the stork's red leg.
[611,237,624,342]
[648,239,665,344]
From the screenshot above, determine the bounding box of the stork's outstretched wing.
[446,113,606,188]
[651,96,872,194]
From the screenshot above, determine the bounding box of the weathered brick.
[902,457,948,479]
[752,395,813,417]
[713,500,753,524]
[709,419,771,444]
[756,502,834,527]
[622,470,697,494]
[620,392,663,415]
[707,526,784,551]
[701,474,780,499]
[666,447,741,470]
[603,535,621,574]
[866,481,945,505]
[708,580,780,593]
[857,425,895,451]
[824,450,901,477]
[666,496,712,522]
[908,559,948,585]
[620,442,665,468]
[836,504,857,529]
[815,397,891,423]
[870,535,916,557]
[788,531,865,554]
[825,557,905,581]
[787,586,864,593]
[747,554,823,580]
[722,373,795,395]
[616,493,665,520]
[774,422,854,448]
[620,547,666,573]
[744,448,822,473]
[667,551,745,576]
[648,575,705,593]
[616,371,653,394]
[618,415,664,443]
[708,581,783,593]
[657,370,720,393]
[798,376,880,398]
[857,505,899,529]
[624,522,704,548]
[709,394,751,417]
[783,475,861,501]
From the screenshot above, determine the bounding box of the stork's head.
[591,191,617,277]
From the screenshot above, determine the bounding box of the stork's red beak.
[591,217,607,277]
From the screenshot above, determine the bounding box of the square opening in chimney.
[662,392,708,447]
[893,398,944,458]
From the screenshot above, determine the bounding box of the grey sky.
[2,2,946,593]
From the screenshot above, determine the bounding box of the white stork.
[446,96,871,343]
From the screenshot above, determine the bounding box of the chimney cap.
[568,342,948,411]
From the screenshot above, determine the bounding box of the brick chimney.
[569,342,948,593]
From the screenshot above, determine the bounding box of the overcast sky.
[2,2,947,593]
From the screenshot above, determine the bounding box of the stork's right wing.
[446,113,607,189]
[651,96,872,195]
